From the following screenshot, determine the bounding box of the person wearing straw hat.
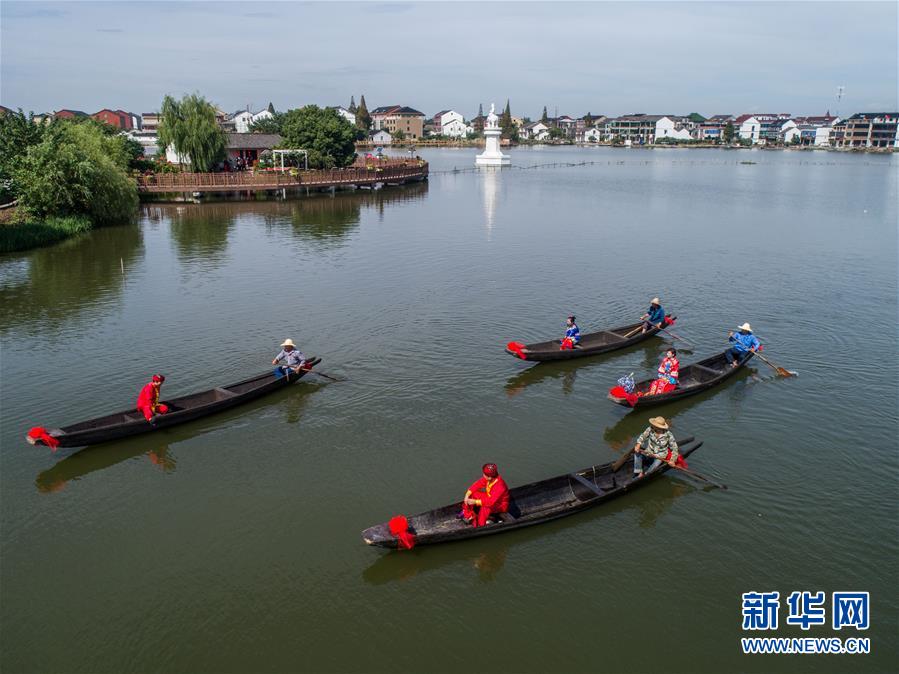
[640,297,666,334]
[726,323,761,368]
[272,338,307,377]
[633,416,679,478]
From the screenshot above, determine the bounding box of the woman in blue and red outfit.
[648,348,679,395]
[460,463,510,527]
[561,315,581,350]
[137,374,169,423]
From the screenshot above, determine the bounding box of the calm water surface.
[1,147,896,673]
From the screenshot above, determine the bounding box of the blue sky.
[1,1,896,119]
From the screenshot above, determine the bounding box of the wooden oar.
[307,369,343,382]
[753,351,797,377]
[611,448,635,472]
[663,329,695,347]
[668,463,728,490]
[623,324,645,338]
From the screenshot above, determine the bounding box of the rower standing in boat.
[460,463,510,527]
[272,338,306,377]
[561,315,581,350]
[137,374,169,423]
[648,348,679,396]
[726,322,760,368]
[640,297,666,334]
[633,416,678,478]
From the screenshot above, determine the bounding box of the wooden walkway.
[137,160,428,193]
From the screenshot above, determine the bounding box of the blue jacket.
[646,305,665,324]
[565,325,581,343]
[729,332,760,353]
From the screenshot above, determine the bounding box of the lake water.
[1,146,896,673]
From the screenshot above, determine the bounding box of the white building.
[231,109,274,133]
[332,106,356,125]
[442,118,473,137]
[435,110,462,130]
[654,116,692,141]
[734,115,761,143]
[521,121,550,141]
[370,129,393,145]
[583,127,602,142]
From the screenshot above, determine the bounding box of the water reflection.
[35,437,177,493]
[34,381,324,492]
[0,225,143,332]
[143,181,430,254]
[362,478,696,585]
[145,203,236,263]
[481,169,498,240]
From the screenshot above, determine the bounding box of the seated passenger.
[648,348,679,395]
[640,297,666,334]
[633,416,679,479]
[272,338,307,377]
[561,315,581,350]
[726,322,760,368]
[137,374,169,423]
[461,463,510,527]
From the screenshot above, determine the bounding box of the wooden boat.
[361,436,701,549]
[608,350,754,408]
[25,358,321,448]
[506,317,675,362]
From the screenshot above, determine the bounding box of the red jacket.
[136,382,159,410]
[467,476,510,511]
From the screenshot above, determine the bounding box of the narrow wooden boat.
[361,436,701,549]
[25,358,321,448]
[506,317,675,362]
[608,350,754,408]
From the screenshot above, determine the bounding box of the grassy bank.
[0,210,93,253]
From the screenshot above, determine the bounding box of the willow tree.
[158,93,226,172]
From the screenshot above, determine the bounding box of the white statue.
[476,101,511,166]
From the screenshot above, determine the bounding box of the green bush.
[14,122,138,226]
[0,214,92,253]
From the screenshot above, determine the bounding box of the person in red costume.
[460,463,510,527]
[137,374,170,423]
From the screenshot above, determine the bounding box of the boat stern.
[505,341,531,360]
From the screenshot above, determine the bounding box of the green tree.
[548,127,566,140]
[0,109,49,203]
[723,122,735,143]
[158,93,227,172]
[14,121,138,225]
[348,96,357,113]
[267,101,276,114]
[478,103,484,118]
[279,105,357,168]
[541,106,548,124]
[500,99,515,139]
[355,95,371,132]
[392,129,406,141]
[687,112,706,123]
[584,112,594,127]
[249,113,283,134]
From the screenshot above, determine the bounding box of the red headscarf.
[152,374,165,383]
[482,463,498,478]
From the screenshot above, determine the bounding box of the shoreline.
[363,140,896,154]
